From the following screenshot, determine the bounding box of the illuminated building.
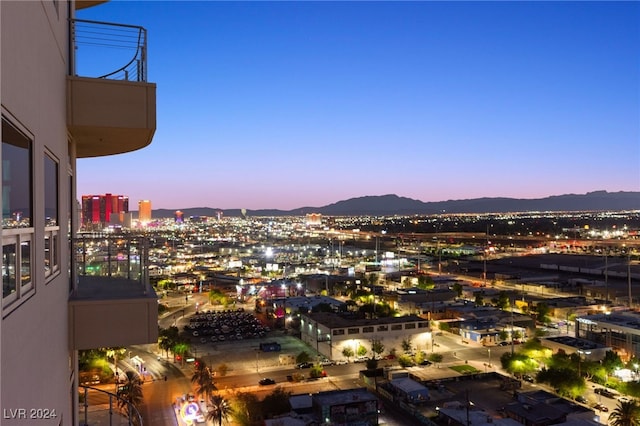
[175,210,184,223]
[1,1,157,423]
[81,193,129,226]
[306,213,323,226]
[138,199,152,223]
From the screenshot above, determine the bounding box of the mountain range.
[147,190,639,218]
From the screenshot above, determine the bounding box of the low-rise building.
[300,312,431,361]
[313,388,379,426]
[576,310,640,361]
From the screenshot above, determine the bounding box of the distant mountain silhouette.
[148,190,639,218]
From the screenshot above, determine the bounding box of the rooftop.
[304,312,426,329]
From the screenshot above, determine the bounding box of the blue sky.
[76,1,640,210]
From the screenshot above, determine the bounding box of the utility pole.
[604,250,609,304]
[628,253,632,309]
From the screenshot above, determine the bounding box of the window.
[2,116,34,307]
[377,325,388,332]
[348,328,360,335]
[44,154,58,226]
[2,118,32,229]
[391,324,403,331]
[405,323,416,329]
[2,233,32,301]
[3,242,16,297]
[45,153,60,279]
[362,326,374,333]
[333,329,345,336]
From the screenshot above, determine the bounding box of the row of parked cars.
[185,308,270,343]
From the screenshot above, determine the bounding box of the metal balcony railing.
[74,234,149,283]
[70,18,148,82]
[79,385,143,426]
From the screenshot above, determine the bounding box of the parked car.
[575,395,587,404]
[593,403,609,412]
[259,378,276,386]
[595,388,616,398]
[297,362,313,369]
[497,341,509,346]
[522,374,535,383]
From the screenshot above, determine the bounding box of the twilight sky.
[76,1,640,211]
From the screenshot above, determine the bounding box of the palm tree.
[205,394,232,426]
[610,399,640,426]
[116,371,143,424]
[191,359,217,398]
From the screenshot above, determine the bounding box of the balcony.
[67,19,156,158]
[69,235,158,350]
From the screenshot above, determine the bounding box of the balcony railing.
[79,385,143,426]
[70,18,147,82]
[74,234,149,284]
[69,234,158,350]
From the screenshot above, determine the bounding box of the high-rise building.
[81,193,129,226]
[1,1,157,424]
[175,210,184,223]
[138,199,152,223]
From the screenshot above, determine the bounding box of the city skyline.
[76,1,639,210]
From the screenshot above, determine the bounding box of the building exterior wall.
[300,314,432,361]
[1,0,75,424]
[138,199,152,223]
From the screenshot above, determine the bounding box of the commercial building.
[576,310,640,361]
[138,199,152,224]
[312,388,379,426]
[1,1,157,424]
[81,193,129,226]
[300,312,431,361]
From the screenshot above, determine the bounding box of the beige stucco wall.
[1,1,74,423]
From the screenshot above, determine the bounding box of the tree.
[310,364,325,378]
[401,338,412,353]
[230,392,261,426]
[537,367,585,397]
[342,346,354,362]
[474,292,484,306]
[610,399,640,426]
[535,302,551,324]
[500,352,539,377]
[208,289,229,307]
[357,345,368,358]
[428,353,443,363]
[417,275,434,290]
[496,291,510,310]
[192,359,216,398]
[262,387,292,417]
[370,339,385,359]
[451,283,463,298]
[603,350,625,373]
[173,342,189,365]
[296,351,311,364]
[117,371,143,424]
[398,354,414,367]
[205,394,232,426]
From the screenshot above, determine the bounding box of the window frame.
[2,115,35,311]
[44,151,60,280]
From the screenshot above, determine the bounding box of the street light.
[577,350,591,377]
